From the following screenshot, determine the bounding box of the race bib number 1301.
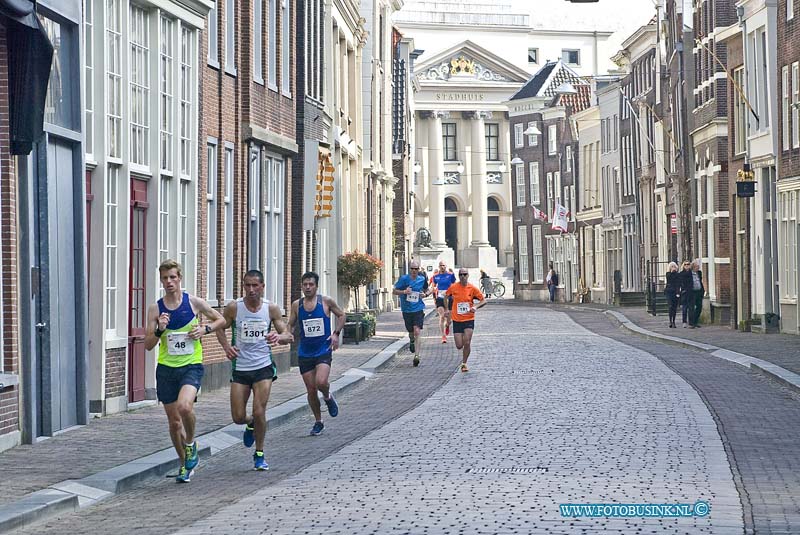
[240,320,268,342]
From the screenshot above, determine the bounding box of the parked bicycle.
[481,278,505,298]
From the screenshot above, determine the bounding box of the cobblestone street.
[9,303,800,534]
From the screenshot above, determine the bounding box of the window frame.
[206,139,219,301]
[532,226,543,283]
[485,123,500,161]
[527,121,538,146]
[527,47,538,64]
[207,0,219,67]
[253,0,263,83]
[442,122,457,161]
[548,124,557,155]
[529,161,540,205]
[515,163,526,206]
[225,0,236,74]
[517,226,529,284]
[793,62,800,148]
[562,48,580,66]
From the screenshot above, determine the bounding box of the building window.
[733,67,746,155]
[565,145,572,172]
[546,171,553,216]
[793,62,800,148]
[529,161,540,205]
[178,180,188,269]
[225,0,235,72]
[264,157,285,306]
[40,15,74,129]
[224,145,234,300]
[207,141,218,300]
[281,0,291,95]
[562,49,580,66]
[253,0,263,82]
[527,47,538,64]
[159,178,170,261]
[514,123,524,148]
[208,0,218,65]
[180,28,194,177]
[105,165,120,331]
[532,227,543,282]
[784,65,790,151]
[515,164,526,206]
[527,121,538,146]
[790,0,795,21]
[160,16,175,173]
[485,123,499,161]
[780,190,798,299]
[548,124,557,155]
[443,123,457,161]
[249,146,262,269]
[517,226,529,283]
[85,0,94,157]
[269,0,277,88]
[106,0,122,159]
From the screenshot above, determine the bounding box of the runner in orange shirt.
[444,269,486,372]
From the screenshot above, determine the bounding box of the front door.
[488,216,500,263]
[445,216,458,265]
[128,178,148,402]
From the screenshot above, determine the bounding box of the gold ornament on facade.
[450,57,475,75]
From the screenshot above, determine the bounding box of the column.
[470,111,490,246]
[427,111,446,246]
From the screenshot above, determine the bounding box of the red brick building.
[199,0,297,382]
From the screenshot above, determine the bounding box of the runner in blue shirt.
[393,259,432,367]
[431,261,456,344]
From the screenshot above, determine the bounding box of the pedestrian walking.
[479,269,493,298]
[664,262,681,328]
[215,270,292,470]
[393,259,432,367]
[678,260,693,327]
[286,272,346,436]
[445,269,486,372]
[432,261,456,344]
[546,264,560,302]
[689,259,705,328]
[144,259,226,483]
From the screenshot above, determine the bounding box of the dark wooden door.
[128,178,148,402]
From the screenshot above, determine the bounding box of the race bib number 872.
[303,318,325,337]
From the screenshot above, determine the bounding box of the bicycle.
[491,279,506,298]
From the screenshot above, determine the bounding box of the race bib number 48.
[303,318,325,337]
[457,302,471,315]
[167,332,194,356]
[240,320,268,343]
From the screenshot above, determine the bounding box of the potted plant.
[337,250,383,312]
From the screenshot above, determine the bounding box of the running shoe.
[441,335,447,344]
[310,421,325,436]
[184,442,199,470]
[413,355,420,367]
[243,421,255,448]
[253,451,269,471]
[460,363,469,373]
[445,325,450,336]
[409,338,416,353]
[175,466,194,483]
[324,394,339,417]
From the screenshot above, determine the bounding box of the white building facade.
[85,0,210,413]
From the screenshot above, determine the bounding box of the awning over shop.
[1,0,53,155]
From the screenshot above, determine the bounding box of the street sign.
[737,181,756,198]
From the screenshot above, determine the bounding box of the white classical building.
[410,41,529,270]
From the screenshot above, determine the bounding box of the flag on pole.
[551,203,569,233]
[315,152,335,218]
[532,206,548,222]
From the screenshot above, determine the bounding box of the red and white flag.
[532,206,548,222]
[551,203,570,233]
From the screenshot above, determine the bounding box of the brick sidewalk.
[528,301,800,376]
[0,307,413,508]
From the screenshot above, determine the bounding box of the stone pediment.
[414,40,530,85]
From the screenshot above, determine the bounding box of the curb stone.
[0,327,413,534]
[600,308,800,393]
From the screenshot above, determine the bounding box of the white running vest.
[233,299,273,371]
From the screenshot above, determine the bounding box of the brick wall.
[0,22,20,439]
[104,347,126,398]
[778,0,800,179]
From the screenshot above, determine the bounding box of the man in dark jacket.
[688,259,705,328]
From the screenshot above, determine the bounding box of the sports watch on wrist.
[205,325,212,335]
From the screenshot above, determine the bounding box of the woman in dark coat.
[664,262,681,328]
[678,261,693,327]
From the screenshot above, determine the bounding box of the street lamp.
[555,82,578,96]
[413,162,422,173]
[510,156,524,165]
[523,125,541,136]
[456,162,465,173]
[498,163,507,173]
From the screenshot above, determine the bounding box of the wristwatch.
[333,330,341,336]
[205,325,212,335]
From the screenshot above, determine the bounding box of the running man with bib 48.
[215,270,291,470]
[445,269,486,372]
[286,272,346,436]
[145,259,226,483]
[431,261,456,344]
[393,259,432,367]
